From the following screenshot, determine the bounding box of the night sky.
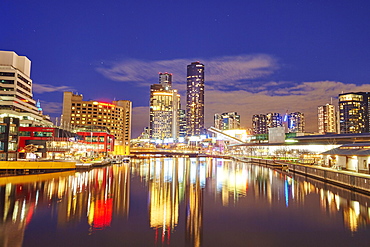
[2,0,370,137]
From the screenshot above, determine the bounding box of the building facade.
[252,113,282,134]
[339,92,369,134]
[252,114,267,134]
[159,72,172,88]
[0,51,52,127]
[178,109,187,138]
[266,113,283,129]
[286,112,305,133]
[18,126,114,159]
[0,117,19,160]
[61,92,131,155]
[318,104,337,134]
[149,73,180,141]
[186,62,205,137]
[214,112,240,130]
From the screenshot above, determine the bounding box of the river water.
[1,157,370,247]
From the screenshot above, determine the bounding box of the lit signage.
[92,101,115,108]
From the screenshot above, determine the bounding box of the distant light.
[285,139,298,143]
[189,136,199,142]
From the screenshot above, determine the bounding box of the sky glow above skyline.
[2,0,370,137]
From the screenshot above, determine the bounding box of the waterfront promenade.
[242,157,370,195]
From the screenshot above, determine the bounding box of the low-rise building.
[18,126,114,160]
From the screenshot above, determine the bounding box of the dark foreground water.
[1,157,370,247]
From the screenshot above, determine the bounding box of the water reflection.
[0,158,370,246]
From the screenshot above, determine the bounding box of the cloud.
[96,54,278,89]
[39,101,63,114]
[131,106,149,138]
[94,55,370,137]
[33,83,74,93]
[205,81,370,133]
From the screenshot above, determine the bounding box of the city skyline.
[2,0,370,137]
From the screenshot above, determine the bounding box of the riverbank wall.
[0,161,76,175]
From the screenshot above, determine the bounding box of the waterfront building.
[186,62,205,137]
[61,92,131,155]
[18,126,113,159]
[318,104,337,134]
[149,73,180,141]
[0,51,53,127]
[322,143,370,172]
[0,117,19,160]
[75,125,115,156]
[338,92,369,134]
[214,112,240,130]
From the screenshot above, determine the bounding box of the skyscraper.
[0,51,52,127]
[318,104,337,134]
[339,92,369,134]
[149,73,180,141]
[186,62,205,137]
[159,72,172,89]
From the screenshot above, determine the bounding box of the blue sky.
[2,0,370,137]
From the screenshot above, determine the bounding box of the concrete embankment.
[0,161,76,174]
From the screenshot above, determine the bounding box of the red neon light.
[98,102,115,108]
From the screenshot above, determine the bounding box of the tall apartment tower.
[149,73,180,141]
[214,112,241,130]
[266,113,283,129]
[61,92,132,155]
[0,51,52,126]
[318,104,337,134]
[186,62,205,137]
[252,113,282,134]
[286,112,305,133]
[338,92,369,134]
[252,114,267,134]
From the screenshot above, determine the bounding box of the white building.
[0,51,52,126]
